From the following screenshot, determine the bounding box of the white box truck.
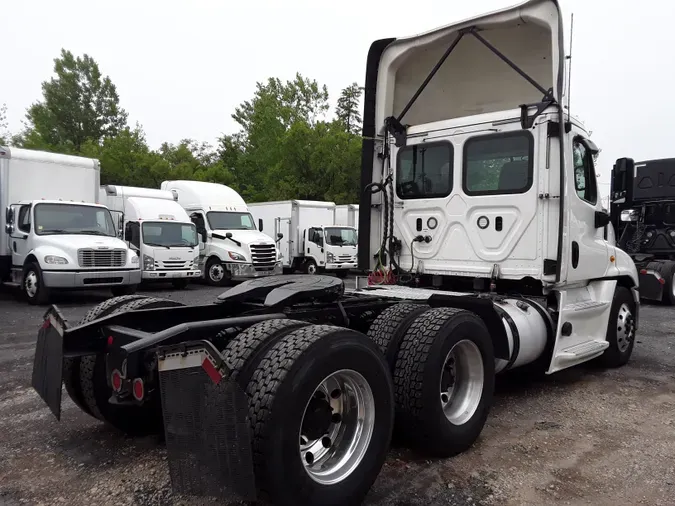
[160,180,282,285]
[0,146,140,304]
[335,204,359,228]
[98,185,201,289]
[248,200,358,278]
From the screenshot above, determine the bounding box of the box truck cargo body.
[335,204,359,228]
[0,147,140,303]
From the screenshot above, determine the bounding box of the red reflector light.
[132,378,144,401]
[111,370,122,392]
[659,278,666,285]
[640,269,647,275]
[41,319,51,329]
[107,336,114,346]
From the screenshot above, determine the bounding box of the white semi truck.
[32,2,641,505]
[160,180,282,285]
[98,185,201,289]
[248,200,358,278]
[0,147,140,304]
[335,204,359,228]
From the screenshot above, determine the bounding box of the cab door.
[10,204,31,268]
[562,133,610,284]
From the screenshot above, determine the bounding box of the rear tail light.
[111,370,123,392]
[132,378,144,401]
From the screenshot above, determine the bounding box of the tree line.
[0,49,364,204]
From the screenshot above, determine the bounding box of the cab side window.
[18,205,31,233]
[573,139,598,205]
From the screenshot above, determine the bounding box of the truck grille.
[77,249,126,268]
[337,255,353,264]
[250,244,276,271]
[155,260,194,270]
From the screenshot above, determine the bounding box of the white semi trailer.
[248,200,358,277]
[98,185,201,289]
[32,2,641,505]
[1,147,140,304]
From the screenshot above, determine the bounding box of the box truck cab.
[99,185,201,289]
[160,180,282,286]
[1,147,140,304]
[249,200,358,278]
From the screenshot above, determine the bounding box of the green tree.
[335,83,363,135]
[0,103,8,145]
[23,49,128,153]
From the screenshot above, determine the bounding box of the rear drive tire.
[366,303,429,372]
[393,307,495,457]
[23,262,50,305]
[221,319,310,388]
[245,325,394,506]
[79,297,184,435]
[205,257,230,286]
[63,294,150,416]
[171,278,189,290]
[597,286,637,368]
[111,284,138,297]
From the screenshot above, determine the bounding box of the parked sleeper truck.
[31,1,639,505]
[1,146,140,304]
[160,180,282,285]
[610,157,675,304]
[98,185,201,289]
[248,199,358,278]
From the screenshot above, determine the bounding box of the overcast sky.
[2,0,672,200]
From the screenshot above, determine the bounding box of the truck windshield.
[206,211,256,230]
[34,203,116,237]
[142,222,198,247]
[324,227,358,246]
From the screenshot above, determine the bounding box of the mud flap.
[31,306,67,421]
[157,340,256,502]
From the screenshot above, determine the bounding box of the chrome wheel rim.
[300,369,375,485]
[439,340,484,425]
[616,303,634,353]
[209,263,224,282]
[25,270,38,298]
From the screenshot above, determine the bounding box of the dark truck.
[611,157,675,304]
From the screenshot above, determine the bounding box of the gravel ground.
[0,279,674,506]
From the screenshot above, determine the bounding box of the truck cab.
[5,200,140,303]
[161,180,282,286]
[99,185,201,289]
[306,224,358,275]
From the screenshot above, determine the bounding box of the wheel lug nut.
[330,388,341,399]
[322,437,331,448]
[331,413,342,423]
[305,452,314,465]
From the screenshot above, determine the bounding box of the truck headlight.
[143,254,155,270]
[44,255,68,265]
[228,251,246,261]
[620,209,638,222]
[327,252,335,262]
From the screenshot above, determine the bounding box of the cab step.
[557,340,608,363]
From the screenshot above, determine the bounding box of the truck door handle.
[495,217,503,232]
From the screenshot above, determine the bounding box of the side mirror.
[226,232,233,239]
[200,230,207,243]
[258,218,263,232]
[611,157,635,205]
[5,206,13,225]
[276,232,283,243]
[124,223,132,241]
[595,210,611,229]
[5,223,13,234]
